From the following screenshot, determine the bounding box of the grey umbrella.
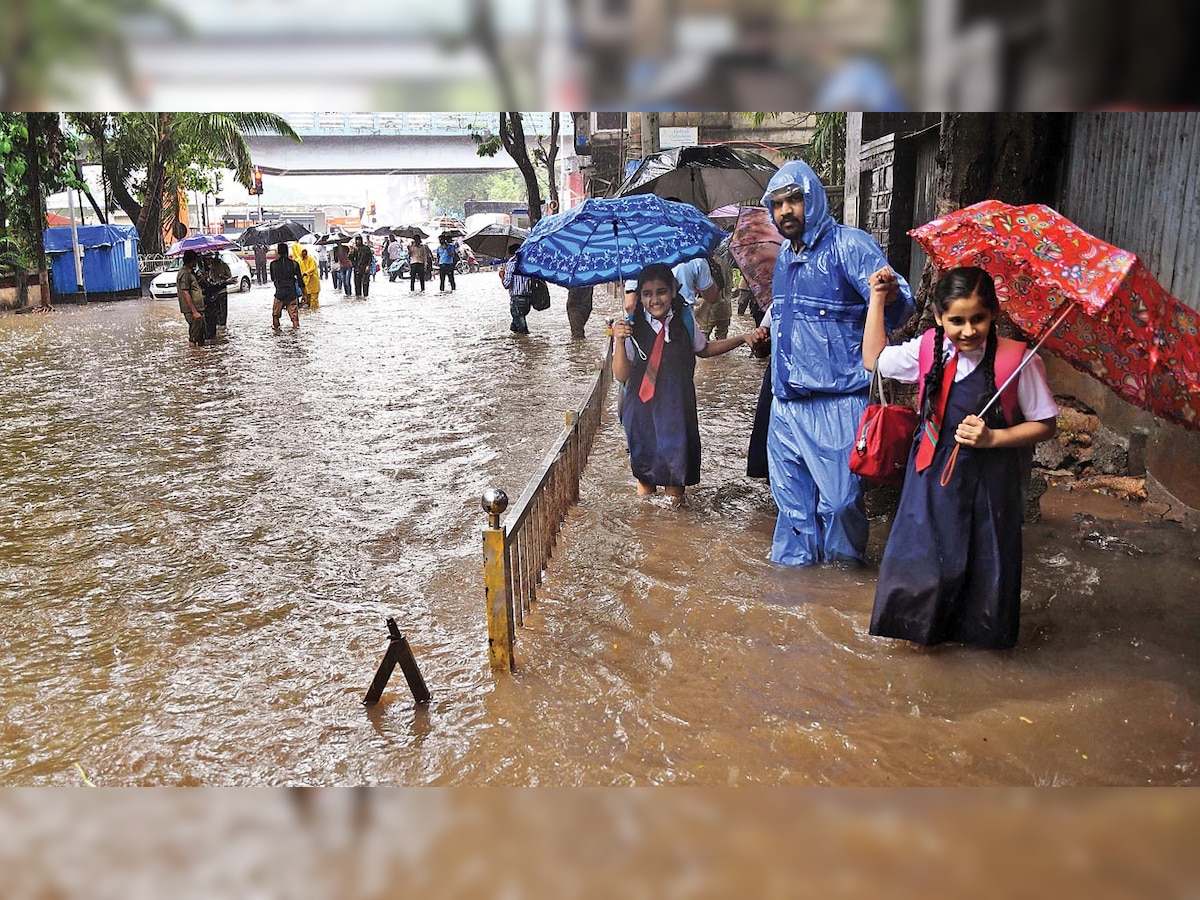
[463,223,530,261]
[612,146,779,213]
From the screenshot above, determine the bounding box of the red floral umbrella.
[911,200,1200,431]
[727,206,783,313]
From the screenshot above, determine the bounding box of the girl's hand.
[955,414,993,448]
[746,325,770,353]
[868,267,899,305]
[612,319,632,340]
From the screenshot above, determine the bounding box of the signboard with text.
[658,127,699,149]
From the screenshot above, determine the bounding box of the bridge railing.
[481,337,614,672]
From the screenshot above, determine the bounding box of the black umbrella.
[391,225,428,240]
[314,232,350,245]
[238,219,311,247]
[612,146,779,213]
[463,223,530,261]
[439,229,465,241]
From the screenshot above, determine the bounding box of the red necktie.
[915,351,958,472]
[638,323,667,403]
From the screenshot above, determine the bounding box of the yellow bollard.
[481,488,514,672]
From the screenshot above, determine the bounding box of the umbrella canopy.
[391,225,428,240]
[313,232,350,246]
[708,203,749,228]
[727,206,783,312]
[166,233,235,256]
[911,200,1200,431]
[238,220,310,247]
[439,229,465,240]
[515,195,727,288]
[463,223,530,261]
[613,146,779,213]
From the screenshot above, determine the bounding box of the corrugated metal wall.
[1060,112,1200,311]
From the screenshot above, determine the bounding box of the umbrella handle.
[943,300,1079,487]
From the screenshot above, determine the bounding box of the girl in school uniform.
[611,263,752,506]
[861,266,1059,649]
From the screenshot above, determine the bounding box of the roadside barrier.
[481,337,614,671]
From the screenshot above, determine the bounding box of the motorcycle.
[387,251,410,282]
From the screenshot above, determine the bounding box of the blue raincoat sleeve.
[837,227,915,334]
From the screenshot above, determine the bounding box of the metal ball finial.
[482,488,509,528]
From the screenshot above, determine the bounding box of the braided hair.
[923,267,1002,424]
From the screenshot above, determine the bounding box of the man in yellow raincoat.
[293,244,321,309]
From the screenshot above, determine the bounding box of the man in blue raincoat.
[750,160,914,566]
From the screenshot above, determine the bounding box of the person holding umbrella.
[269,241,303,329]
[747,159,915,567]
[408,237,431,293]
[176,250,206,348]
[611,263,755,506]
[862,266,1058,649]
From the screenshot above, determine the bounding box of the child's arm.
[611,318,633,383]
[862,266,898,371]
[956,415,1056,449]
[696,333,749,359]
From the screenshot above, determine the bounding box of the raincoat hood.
[762,160,834,249]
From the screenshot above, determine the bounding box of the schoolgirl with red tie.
[610,263,752,506]
[862,266,1058,649]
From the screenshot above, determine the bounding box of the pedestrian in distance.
[436,236,458,292]
[270,241,303,330]
[295,246,320,310]
[177,249,206,348]
[350,235,374,298]
[745,159,915,567]
[253,242,268,286]
[408,238,430,292]
[610,263,755,507]
[863,266,1058,650]
[336,243,353,295]
[500,243,532,335]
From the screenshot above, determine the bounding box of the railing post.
[481,488,515,672]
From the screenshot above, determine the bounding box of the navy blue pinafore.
[869,364,1025,649]
[622,309,701,488]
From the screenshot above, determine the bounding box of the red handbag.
[849,367,919,486]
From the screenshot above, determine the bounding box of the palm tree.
[70,113,300,255]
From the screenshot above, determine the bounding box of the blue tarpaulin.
[43,224,140,295]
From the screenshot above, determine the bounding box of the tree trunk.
[500,113,543,225]
[915,113,1071,330]
[25,114,51,308]
[935,113,1069,216]
[136,115,172,256]
[544,113,560,210]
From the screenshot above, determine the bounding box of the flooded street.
[1,272,1198,786]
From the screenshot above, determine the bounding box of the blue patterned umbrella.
[515,195,726,287]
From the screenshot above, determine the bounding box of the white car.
[149,249,253,301]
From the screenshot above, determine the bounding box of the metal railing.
[482,338,614,672]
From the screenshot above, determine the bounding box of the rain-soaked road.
[1,271,1198,785]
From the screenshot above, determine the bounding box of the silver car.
[149,249,253,301]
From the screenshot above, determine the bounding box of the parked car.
[149,249,253,301]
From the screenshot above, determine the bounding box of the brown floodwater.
[1,272,1197,786]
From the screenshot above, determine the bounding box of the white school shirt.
[623,307,707,361]
[875,333,1059,423]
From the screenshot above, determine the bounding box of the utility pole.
[639,112,659,159]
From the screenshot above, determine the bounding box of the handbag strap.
[869,360,894,406]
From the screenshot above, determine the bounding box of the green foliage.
[66,112,299,254]
[744,112,846,185]
[426,171,533,218]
